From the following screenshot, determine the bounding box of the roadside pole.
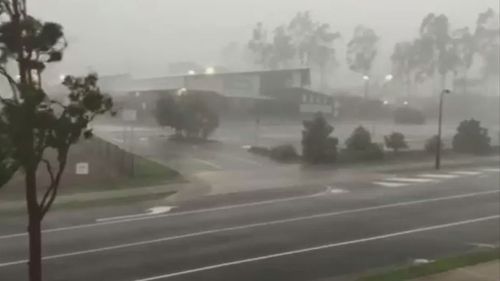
[435,89,451,170]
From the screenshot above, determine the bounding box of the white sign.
[122,109,137,122]
[75,162,89,175]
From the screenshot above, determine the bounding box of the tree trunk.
[25,166,42,281]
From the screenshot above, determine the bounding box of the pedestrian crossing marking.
[373,181,410,188]
[453,171,482,175]
[419,174,460,179]
[479,168,500,173]
[385,177,436,183]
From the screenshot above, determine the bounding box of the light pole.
[362,75,370,99]
[435,89,451,170]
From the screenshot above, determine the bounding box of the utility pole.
[435,89,451,170]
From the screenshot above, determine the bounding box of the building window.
[302,94,308,103]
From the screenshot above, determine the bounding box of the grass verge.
[358,248,500,281]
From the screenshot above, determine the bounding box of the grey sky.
[31,0,498,86]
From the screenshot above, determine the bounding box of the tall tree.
[346,25,379,98]
[288,12,340,90]
[451,27,475,94]
[270,25,295,69]
[391,41,415,96]
[474,8,500,94]
[309,23,341,90]
[419,13,459,91]
[0,1,113,280]
[288,11,315,66]
[248,22,273,68]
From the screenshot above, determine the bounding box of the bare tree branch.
[40,159,54,183]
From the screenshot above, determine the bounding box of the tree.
[248,22,273,68]
[344,126,384,160]
[419,13,459,91]
[391,41,415,96]
[384,132,408,152]
[270,25,295,69]
[451,27,475,94]
[288,11,315,66]
[301,113,338,163]
[474,8,500,94]
[309,24,341,90]
[346,25,378,98]
[345,126,372,151]
[0,2,113,280]
[154,95,181,134]
[452,119,491,154]
[155,92,219,140]
[425,135,443,154]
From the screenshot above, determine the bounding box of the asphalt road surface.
[1,168,499,281]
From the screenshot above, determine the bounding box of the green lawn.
[358,248,500,281]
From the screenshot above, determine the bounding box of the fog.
[31,0,498,87]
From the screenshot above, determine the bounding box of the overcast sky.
[31,0,498,86]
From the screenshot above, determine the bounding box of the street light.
[205,67,215,75]
[385,74,393,81]
[362,75,370,81]
[435,89,452,170]
[187,70,196,75]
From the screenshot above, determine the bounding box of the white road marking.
[0,192,327,240]
[0,190,497,267]
[385,177,436,183]
[192,158,222,170]
[412,258,433,265]
[96,206,176,222]
[325,186,349,194]
[451,171,482,176]
[133,215,500,281]
[468,242,498,249]
[419,174,460,179]
[479,168,500,173]
[372,181,410,188]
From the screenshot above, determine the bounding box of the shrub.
[270,144,299,162]
[155,91,219,139]
[345,126,372,151]
[393,107,426,125]
[425,135,443,154]
[248,146,270,156]
[339,143,384,162]
[384,132,408,152]
[452,119,491,154]
[365,143,385,160]
[302,113,338,163]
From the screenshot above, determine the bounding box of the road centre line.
[133,215,500,281]
[0,190,497,267]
